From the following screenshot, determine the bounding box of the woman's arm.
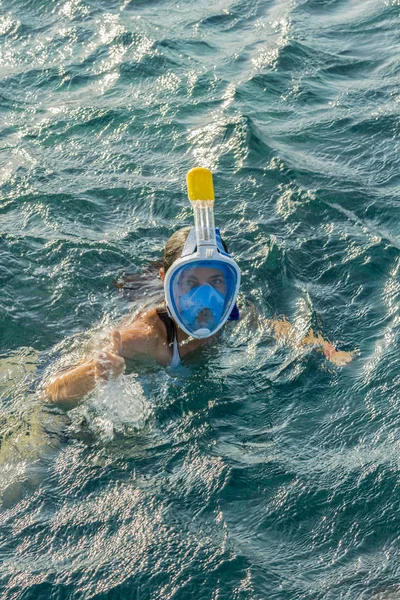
[43,332,126,403]
[44,359,97,403]
[270,317,356,366]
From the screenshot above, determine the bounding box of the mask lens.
[168,261,238,337]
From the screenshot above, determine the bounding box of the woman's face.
[178,266,226,295]
[176,266,227,330]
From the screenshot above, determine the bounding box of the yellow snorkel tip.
[187,167,215,202]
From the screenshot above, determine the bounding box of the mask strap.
[181,227,197,257]
[228,304,240,321]
[182,227,232,258]
[215,230,240,319]
[215,228,231,257]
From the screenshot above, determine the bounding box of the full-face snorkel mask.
[164,168,241,339]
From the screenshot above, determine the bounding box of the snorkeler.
[44,168,355,403]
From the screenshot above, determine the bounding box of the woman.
[44,224,355,404]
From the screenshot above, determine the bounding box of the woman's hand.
[44,331,126,403]
[319,341,356,366]
[272,321,357,367]
[94,330,126,380]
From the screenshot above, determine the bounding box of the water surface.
[1,0,400,598]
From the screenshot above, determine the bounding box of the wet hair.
[163,226,229,274]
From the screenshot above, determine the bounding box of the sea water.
[1,0,400,598]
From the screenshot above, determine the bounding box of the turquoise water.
[1,0,400,597]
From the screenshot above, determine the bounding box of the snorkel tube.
[164,168,241,339]
[187,167,217,248]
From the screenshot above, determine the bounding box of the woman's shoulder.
[120,306,165,338]
[124,307,172,366]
